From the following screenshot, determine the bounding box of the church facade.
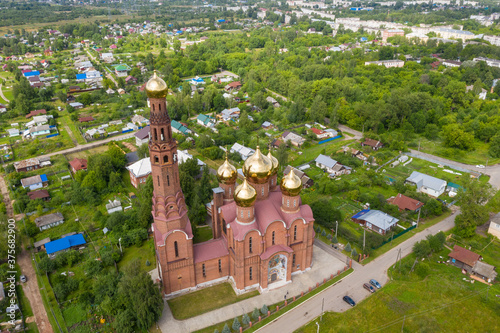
[146,72,315,296]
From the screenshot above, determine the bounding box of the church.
[146,72,316,296]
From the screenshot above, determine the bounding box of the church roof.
[221,191,314,241]
[193,238,229,263]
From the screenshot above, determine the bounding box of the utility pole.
[418,140,420,151]
[363,229,366,251]
[320,298,324,321]
[335,221,338,239]
[401,315,405,332]
[416,208,421,227]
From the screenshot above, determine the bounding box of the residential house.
[135,126,150,146]
[230,142,255,160]
[266,96,280,108]
[131,114,149,126]
[271,138,285,148]
[362,138,384,150]
[405,171,447,197]
[471,261,497,283]
[315,154,338,173]
[125,75,137,84]
[33,237,51,252]
[35,212,64,231]
[261,121,274,129]
[21,174,48,190]
[219,107,240,121]
[127,158,151,188]
[351,209,399,235]
[106,199,123,214]
[443,60,462,68]
[190,76,205,85]
[14,158,41,172]
[115,65,128,77]
[40,59,50,68]
[45,234,86,256]
[100,52,114,62]
[7,128,19,137]
[387,193,424,211]
[382,29,405,42]
[26,109,46,118]
[283,165,314,188]
[197,114,216,128]
[330,163,352,176]
[171,120,191,135]
[28,189,51,201]
[364,60,405,68]
[29,124,51,137]
[448,245,481,273]
[0,104,6,113]
[44,49,53,56]
[224,81,242,92]
[69,158,88,173]
[488,213,500,240]
[282,131,306,147]
[69,102,84,109]
[311,128,330,139]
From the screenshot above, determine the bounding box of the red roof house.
[387,193,424,211]
[26,109,47,118]
[362,138,384,150]
[224,81,242,92]
[448,245,481,273]
[78,116,95,123]
[28,189,51,201]
[69,158,88,173]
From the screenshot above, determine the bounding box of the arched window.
[249,237,253,253]
[292,254,296,267]
[152,104,155,111]
[272,231,275,245]
[154,129,158,141]
[294,225,297,241]
[167,175,170,186]
[174,241,179,257]
[161,128,165,141]
[157,176,160,187]
[154,156,159,163]
[249,267,253,280]
[159,103,162,111]
[163,155,168,163]
[261,187,264,196]
[202,264,206,277]
[287,199,290,207]
[293,199,297,207]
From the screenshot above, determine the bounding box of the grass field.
[167,282,260,320]
[297,248,500,333]
[194,225,214,244]
[117,238,156,272]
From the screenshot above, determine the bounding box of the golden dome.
[280,169,302,196]
[217,156,237,184]
[145,71,168,98]
[243,146,273,184]
[234,179,257,207]
[267,151,279,174]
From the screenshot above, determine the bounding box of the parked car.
[20,275,27,283]
[363,283,376,293]
[476,165,485,169]
[369,279,381,289]
[343,295,356,307]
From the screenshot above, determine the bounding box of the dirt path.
[123,141,137,152]
[18,251,54,333]
[0,175,54,332]
[64,124,78,146]
[0,174,14,218]
[0,83,10,102]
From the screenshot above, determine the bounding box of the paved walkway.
[256,211,458,333]
[0,83,10,102]
[157,244,348,332]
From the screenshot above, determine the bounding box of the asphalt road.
[256,211,457,333]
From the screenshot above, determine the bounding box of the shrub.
[222,323,230,333]
[415,262,430,278]
[232,317,241,331]
[326,234,332,240]
[351,248,358,258]
[332,236,338,244]
[261,304,269,315]
[214,330,219,333]
[242,313,250,326]
[321,229,326,237]
[145,260,151,266]
[252,308,260,321]
[345,242,351,253]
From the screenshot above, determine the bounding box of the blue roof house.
[45,234,86,255]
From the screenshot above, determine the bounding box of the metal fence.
[374,224,417,249]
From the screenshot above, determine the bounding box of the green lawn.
[297,249,500,333]
[117,238,156,272]
[167,282,260,320]
[62,303,88,327]
[194,225,214,244]
[289,138,354,166]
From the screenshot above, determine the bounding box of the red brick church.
[146,72,316,296]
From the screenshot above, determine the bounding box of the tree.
[242,313,250,325]
[137,143,149,159]
[345,243,351,253]
[222,324,230,333]
[276,144,288,169]
[413,240,431,258]
[116,260,163,331]
[489,134,500,158]
[351,248,358,258]
[442,124,474,150]
[261,304,269,315]
[427,232,446,253]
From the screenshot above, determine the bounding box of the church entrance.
[267,254,287,285]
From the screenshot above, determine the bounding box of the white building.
[405,171,447,198]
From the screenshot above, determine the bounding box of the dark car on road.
[363,283,376,293]
[343,295,356,307]
[370,279,381,289]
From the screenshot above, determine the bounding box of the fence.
[318,135,342,145]
[373,224,417,249]
[46,133,60,138]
